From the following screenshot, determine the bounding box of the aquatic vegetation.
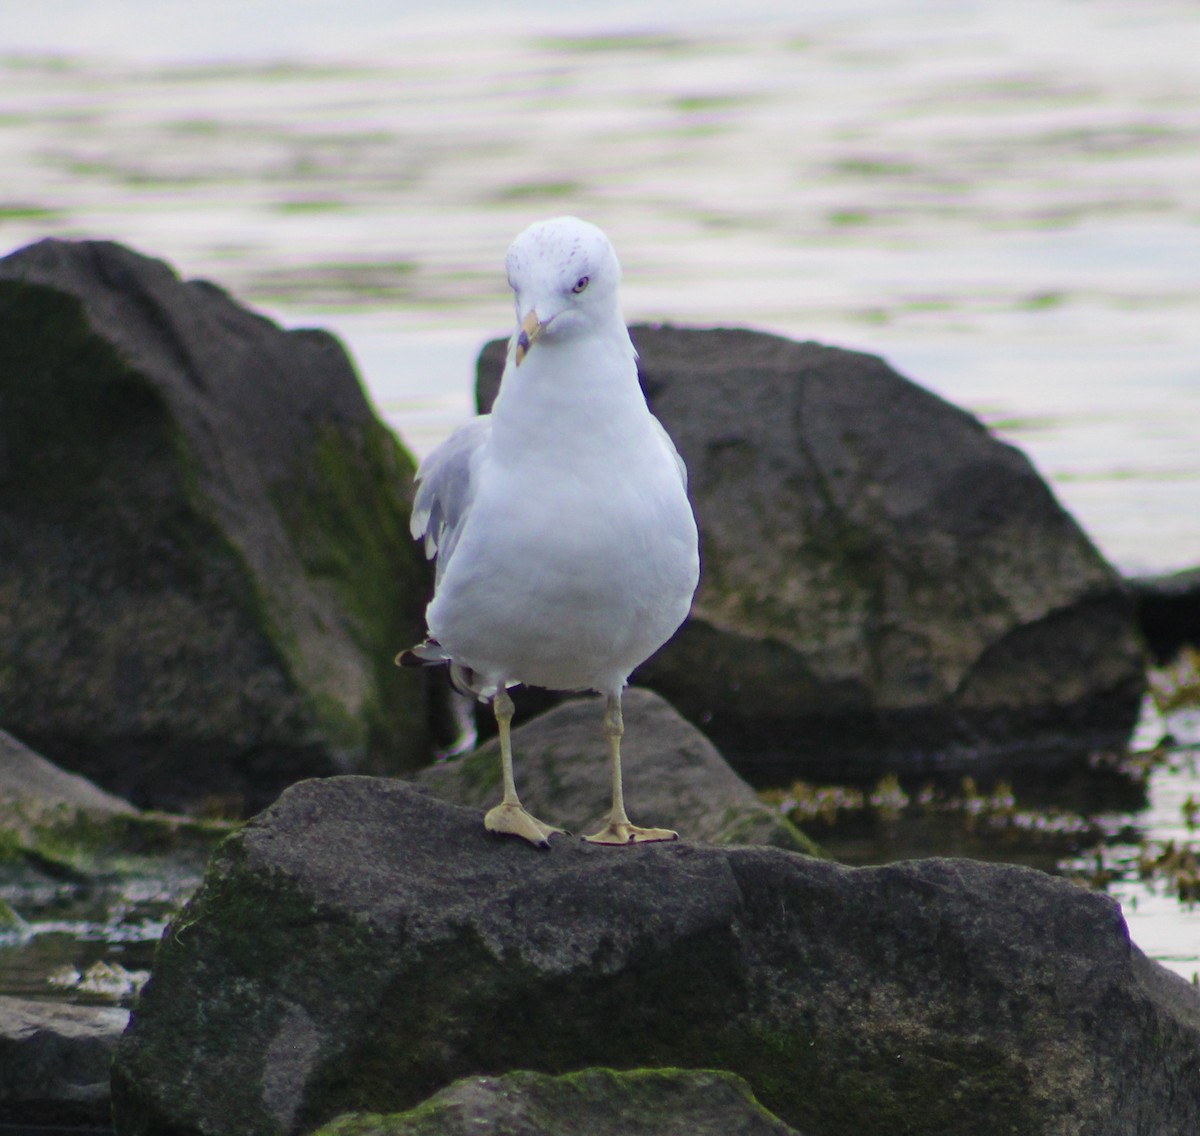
[1149,647,1200,714]
[48,959,151,1002]
[762,773,1102,846]
[763,756,1199,914]
[0,804,236,1003]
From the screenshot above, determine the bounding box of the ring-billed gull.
[399,217,700,847]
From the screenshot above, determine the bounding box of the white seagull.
[399,217,700,847]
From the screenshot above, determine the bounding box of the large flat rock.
[112,777,1200,1136]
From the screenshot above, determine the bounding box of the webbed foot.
[484,802,566,848]
[582,821,679,845]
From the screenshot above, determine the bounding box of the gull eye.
[571,275,590,294]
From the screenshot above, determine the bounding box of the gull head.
[505,216,623,365]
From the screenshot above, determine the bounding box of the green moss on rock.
[270,419,433,771]
[0,239,450,812]
[111,779,1200,1136]
[307,1067,804,1135]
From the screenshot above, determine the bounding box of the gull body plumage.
[401,216,700,846]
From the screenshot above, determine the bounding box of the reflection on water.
[1,0,1199,989]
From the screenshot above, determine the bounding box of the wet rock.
[415,687,819,854]
[0,727,160,885]
[308,1067,805,1136]
[112,778,1200,1136]
[0,732,234,1017]
[0,995,128,1126]
[0,728,231,971]
[0,239,447,813]
[478,326,1146,783]
[1130,566,1200,663]
[0,728,136,818]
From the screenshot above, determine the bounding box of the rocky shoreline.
[2,239,1199,1133]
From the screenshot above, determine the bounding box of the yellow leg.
[583,693,679,845]
[483,687,565,848]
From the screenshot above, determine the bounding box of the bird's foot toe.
[582,821,679,845]
[484,803,567,848]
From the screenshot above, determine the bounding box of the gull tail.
[395,638,451,668]
[395,639,491,700]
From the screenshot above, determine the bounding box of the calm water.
[2,0,1199,981]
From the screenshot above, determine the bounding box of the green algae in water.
[0,806,237,1004]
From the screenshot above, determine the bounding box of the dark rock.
[1129,566,1200,663]
[0,995,128,1126]
[309,1067,805,1135]
[0,239,448,813]
[478,326,1146,784]
[415,687,820,854]
[112,778,1200,1136]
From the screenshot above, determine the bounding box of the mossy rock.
[0,239,450,812]
[0,726,234,879]
[415,688,822,856]
[112,778,1200,1136]
[307,1068,805,1135]
[0,802,238,883]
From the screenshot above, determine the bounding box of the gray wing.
[410,415,491,584]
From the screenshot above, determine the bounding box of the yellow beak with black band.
[514,309,543,366]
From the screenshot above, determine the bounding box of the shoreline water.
[5,0,1195,573]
